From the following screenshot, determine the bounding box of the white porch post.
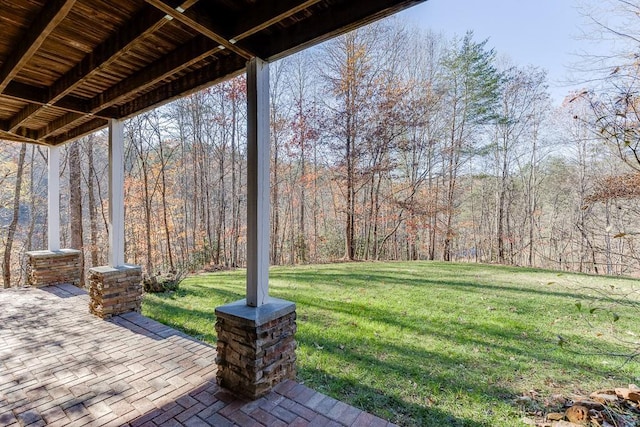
[216,58,296,396]
[246,57,270,307]
[88,119,141,318]
[27,145,81,287]
[47,146,61,252]
[108,119,125,267]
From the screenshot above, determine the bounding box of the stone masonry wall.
[88,265,142,319]
[215,308,297,399]
[25,249,81,287]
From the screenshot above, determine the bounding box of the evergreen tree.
[440,31,501,261]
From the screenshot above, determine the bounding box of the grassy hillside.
[142,262,640,426]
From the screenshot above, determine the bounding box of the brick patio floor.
[0,285,396,427]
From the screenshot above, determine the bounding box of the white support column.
[246,57,270,307]
[108,119,125,267]
[47,146,60,252]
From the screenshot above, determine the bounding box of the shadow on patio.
[0,284,463,426]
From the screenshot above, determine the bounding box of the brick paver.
[0,285,396,426]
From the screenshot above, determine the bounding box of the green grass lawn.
[142,261,640,426]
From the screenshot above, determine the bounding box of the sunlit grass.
[142,261,640,426]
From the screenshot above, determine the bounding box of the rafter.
[144,0,253,59]
[6,101,111,132]
[0,132,44,146]
[46,5,164,104]
[40,54,245,144]
[0,0,425,147]
[118,53,246,119]
[230,0,322,42]
[0,127,41,145]
[40,36,220,139]
[44,118,108,146]
[2,82,46,104]
[90,36,219,112]
[6,0,199,135]
[242,0,424,61]
[2,81,117,133]
[8,104,43,132]
[38,112,86,140]
[0,0,77,94]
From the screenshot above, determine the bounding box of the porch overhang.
[6,0,427,398]
[0,0,425,147]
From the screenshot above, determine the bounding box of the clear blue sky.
[399,0,597,104]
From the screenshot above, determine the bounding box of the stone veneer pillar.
[215,298,297,400]
[88,265,142,318]
[25,249,82,287]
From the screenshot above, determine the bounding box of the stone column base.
[25,249,81,287]
[88,265,142,319]
[215,298,297,400]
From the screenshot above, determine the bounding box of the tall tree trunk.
[86,140,99,267]
[605,201,613,275]
[497,135,508,264]
[69,142,85,286]
[289,191,295,265]
[216,141,226,266]
[299,143,307,262]
[443,165,457,262]
[527,132,537,267]
[142,156,153,274]
[3,143,27,288]
[191,108,200,263]
[271,126,280,265]
[312,141,319,263]
[443,111,460,262]
[158,138,175,271]
[428,171,437,261]
[230,95,240,267]
[345,130,355,260]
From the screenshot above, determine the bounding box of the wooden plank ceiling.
[0,0,425,146]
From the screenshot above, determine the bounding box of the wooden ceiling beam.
[89,35,219,112]
[41,35,220,139]
[37,112,85,139]
[2,82,46,104]
[0,0,77,94]
[3,81,117,132]
[3,82,118,118]
[0,129,44,145]
[0,125,41,143]
[39,52,246,140]
[7,0,199,133]
[56,99,118,119]
[8,104,42,132]
[44,118,108,146]
[14,126,42,142]
[35,105,117,139]
[242,0,424,61]
[144,0,253,59]
[0,0,425,146]
[118,53,246,119]
[46,5,165,104]
[230,0,322,42]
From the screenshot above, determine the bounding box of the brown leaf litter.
[519,385,640,427]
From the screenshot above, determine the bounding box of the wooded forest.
[3,16,640,287]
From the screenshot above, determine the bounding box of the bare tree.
[3,143,27,288]
[69,141,85,286]
[493,65,549,264]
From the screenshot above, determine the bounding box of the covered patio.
[0,284,394,426]
[1,0,425,423]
